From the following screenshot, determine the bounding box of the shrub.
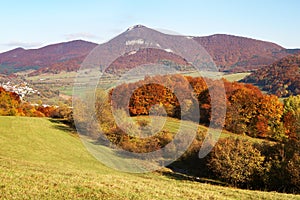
[260,139,300,193]
[207,137,265,188]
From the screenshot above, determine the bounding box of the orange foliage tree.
[110,74,286,141]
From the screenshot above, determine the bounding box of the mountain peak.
[126,24,147,31]
[0,47,25,56]
[9,47,25,52]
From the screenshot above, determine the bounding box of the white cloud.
[156,28,181,36]
[64,32,99,40]
[4,41,43,48]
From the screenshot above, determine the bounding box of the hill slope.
[241,53,300,97]
[1,25,299,75]
[0,116,299,199]
[194,34,291,72]
[0,40,97,74]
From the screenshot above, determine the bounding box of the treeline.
[111,74,298,141]
[0,86,71,119]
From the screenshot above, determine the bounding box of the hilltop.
[0,40,97,74]
[1,25,299,75]
[194,34,295,72]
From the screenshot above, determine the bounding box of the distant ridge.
[194,34,291,72]
[0,40,97,74]
[0,25,299,75]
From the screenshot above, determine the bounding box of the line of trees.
[111,74,298,141]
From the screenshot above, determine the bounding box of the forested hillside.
[242,53,300,97]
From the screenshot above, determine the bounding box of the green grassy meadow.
[0,116,299,199]
[222,72,251,82]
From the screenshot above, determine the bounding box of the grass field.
[0,116,299,199]
[133,116,264,143]
[222,72,251,82]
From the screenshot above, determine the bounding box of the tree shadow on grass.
[48,118,77,135]
[160,167,227,187]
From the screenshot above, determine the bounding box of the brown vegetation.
[242,53,300,97]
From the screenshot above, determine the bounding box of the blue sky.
[1,0,299,52]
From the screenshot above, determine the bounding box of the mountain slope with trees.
[194,34,294,72]
[241,53,300,97]
[0,40,97,74]
[1,26,299,75]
